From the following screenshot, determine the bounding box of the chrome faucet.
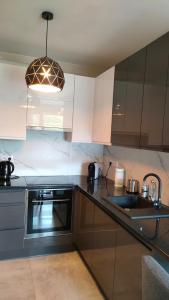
[143,173,162,208]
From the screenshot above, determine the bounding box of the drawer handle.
[31,198,71,203]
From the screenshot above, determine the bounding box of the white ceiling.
[1,0,169,75]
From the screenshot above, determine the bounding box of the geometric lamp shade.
[25,56,65,93]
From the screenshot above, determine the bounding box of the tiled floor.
[0,251,104,300]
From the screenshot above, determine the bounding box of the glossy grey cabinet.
[73,190,150,300]
[0,229,24,252]
[113,227,149,300]
[0,189,25,255]
[163,83,169,150]
[111,31,169,151]
[140,33,169,149]
[0,189,25,204]
[0,204,25,230]
[73,190,116,298]
[162,36,169,151]
[91,204,118,299]
[112,49,146,147]
[73,190,95,268]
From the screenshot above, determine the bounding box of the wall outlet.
[108,160,118,168]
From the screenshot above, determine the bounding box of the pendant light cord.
[46,18,48,57]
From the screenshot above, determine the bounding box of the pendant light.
[25,11,65,93]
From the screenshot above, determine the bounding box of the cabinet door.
[27,73,74,131]
[0,190,25,205]
[0,204,25,230]
[111,59,128,145]
[0,229,24,252]
[140,34,169,149]
[92,67,115,145]
[73,190,95,267]
[113,227,150,300]
[112,49,146,147]
[162,34,169,151]
[72,75,95,142]
[163,80,169,151]
[0,63,27,139]
[91,204,118,300]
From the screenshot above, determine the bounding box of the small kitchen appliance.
[126,179,140,193]
[0,157,15,180]
[88,162,102,180]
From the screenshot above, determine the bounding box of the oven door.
[27,189,72,238]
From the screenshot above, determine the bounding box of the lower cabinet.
[113,228,149,300]
[0,229,24,252]
[73,189,95,267]
[0,190,26,258]
[73,190,151,300]
[91,204,117,300]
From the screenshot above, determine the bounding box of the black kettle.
[0,157,15,180]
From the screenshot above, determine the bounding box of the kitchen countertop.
[77,176,169,260]
[0,176,27,189]
[0,175,83,189]
[25,175,84,187]
[0,175,169,260]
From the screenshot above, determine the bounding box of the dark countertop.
[0,176,27,189]
[25,175,84,187]
[77,176,169,260]
[0,175,83,189]
[0,175,169,260]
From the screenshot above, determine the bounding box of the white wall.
[0,51,103,77]
[0,130,103,176]
[104,145,169,206]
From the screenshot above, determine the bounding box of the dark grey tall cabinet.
[140,33,169,149]
[112,31,169,152]
[112,49,146,147]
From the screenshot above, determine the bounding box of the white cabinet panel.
[92,67,115,145]
[27,95,73,130]
[72,75,95,142]
[0,63,27,139]
[27,73,74,131]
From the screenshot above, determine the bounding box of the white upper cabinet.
[72,75,95,142]
[0,61,114,142]
[71,68,115,144]
[92,66,115,145]
[27,73,74,131]
[0,62,27,140]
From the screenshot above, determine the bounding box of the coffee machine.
[88,162,102,181]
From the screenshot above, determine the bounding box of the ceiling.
[1,0,169,76]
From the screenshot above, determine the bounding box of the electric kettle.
[0,157,15,180]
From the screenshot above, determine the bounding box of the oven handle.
[31,198,71,203]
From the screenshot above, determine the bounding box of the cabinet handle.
[31,198,71,203]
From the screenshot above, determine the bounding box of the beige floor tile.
[29,252,104,300]
[0,258,35,300]
[0,251,104,300]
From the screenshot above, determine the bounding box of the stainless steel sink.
[104,195,169,220]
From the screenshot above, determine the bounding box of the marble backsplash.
[0,130,103,176]
[103,145,169,206]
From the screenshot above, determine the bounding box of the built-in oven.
[26,187,72,238]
